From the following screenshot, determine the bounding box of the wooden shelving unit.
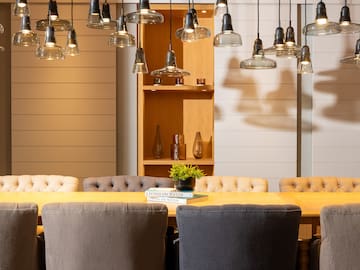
[137,4,214,177]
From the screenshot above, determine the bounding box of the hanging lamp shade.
[215,0,227,16]
[87,0,103,28]
[214,13,242,47]
[100,1,117,29]
[109,15,135,48]
[126,0,164,24]
[176,8,211,42]
[276,24,300,58]
[338,4,360,34]
[36,0,71,31]
[36,25,65,60]
[64,28,80,56]
[303,1,341,36]
[13,0,30,17]
[133,47,148,73]
[12,15,39,47]
[264,0,284,55]
[240,38,277,69]
[340,39,360,64]
[297,45,313,74]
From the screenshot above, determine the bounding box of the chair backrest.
[195,176,268,192]
[0,203,38,270]
[83,175,174,191]
[0,175,79,192]
[319,204,360,270]
[176,204,301,270]
[42,202,168,270]
[279,176,360,192]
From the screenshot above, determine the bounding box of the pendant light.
[303,0,341,36]
[213,5,242,47]
[87,0,102,28]
[126,0,164,24]
[298,0,313,74]
[100,0,117,29]
[338,0,360,34]
[176,0,211,42]
[215,0,227,17]
[64,0,79,56]
[109,0,135,48]
[132,24,148,73]
[12,15,39,47]
[264,0,285,55]
[13,0,30,17]
[36,0,71,31]
[340,38,360,65]
[151,0,191,78]
[240,0,276,69]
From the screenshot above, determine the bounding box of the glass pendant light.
[13,0,30,17]
[64,0,79,56]
[109,0,135,48]
[176,0,211,42]
[303,0,341,36]
[298,0,313,74]
[132,24,148,73]
[126,0,164,24]
[240,0,276,69]
[264,0,285,55]
[36,0,71,31]
[213,6,242,47]
[151,0,191,78]
[215,0,227,17]
[340,38,360,64]
[338,0,360,34]
[12,15,39,47]
[100,0,117,29]
[87,0,102,28]
[36,21,65,60]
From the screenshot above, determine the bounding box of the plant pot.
[175,177,195,191]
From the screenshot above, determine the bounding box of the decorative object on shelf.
[126,0,164,24]
[153,77,161,86]
[12,15,39,47]
[169,163,205,191]
[240,0,277,69]
[35,23,65,60]
[0,24,4,52]
[36,0,71,31]
[192,131,203,159]
[264,0,285,55]
[196,78,206,85]
[340,38,360,65]
[303,0,341,36]
[13,0,30,17]
[338,0,360,34]
[298,0,313,74]
[171,134,186,160]
[152,124,163,159]
[64,0,80,56]
[150,0,191,78]
[175,77,184,86]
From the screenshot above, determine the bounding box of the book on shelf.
[145,187,195,198]
[146,194,208,205]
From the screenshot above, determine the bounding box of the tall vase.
[152,124,163,159]
[192,131,203,159]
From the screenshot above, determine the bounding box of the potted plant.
[169,163,205,191]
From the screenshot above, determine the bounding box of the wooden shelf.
[143,85,214,92]
[143,158,214,166]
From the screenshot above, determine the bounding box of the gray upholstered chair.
[279,176,360,192]
[42,202,168,270]
[83,175,173,191]
[0,203,39,270]
[319,204,360,270]
[176,204,301,270]
[195,176,268,192]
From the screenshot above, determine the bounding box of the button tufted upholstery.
[194,176,268,192]
[0,175,79,192]
[83,175,174,192]
[279,176,360,192]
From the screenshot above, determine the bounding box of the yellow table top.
[1,191,360,217]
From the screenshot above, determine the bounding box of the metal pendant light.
[151,0,191,78]
[303,0,341,36]
[298,0,313,74]
[64,0,79,56]
[240,0,276,69]
[264,0,285,55]
[109,0,135,48]
[132,24,148,73]
[126,0,164,24]
[36,0,71,31]
[12,15,40,47]
[340,38,360,65]
[338,0,360,34]
[13,0,30,17]
[87,0,102,28]
[36,22,65,60]
[214,6,242,47]
[215,0,227,17]
[100,0,117,29]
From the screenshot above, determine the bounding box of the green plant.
[169,164,205,181]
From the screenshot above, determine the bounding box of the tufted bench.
[82,175,174,192]
[279,176,360,192]
[194,176,268,192]
[0,175,79,192]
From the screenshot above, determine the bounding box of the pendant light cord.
[169,0,172,50]
[304,0,307,45]
[289,0,292,26]
[278,0,281,27]
[71,0,74,27]
[257,0,260,39]
[121,0,124,16]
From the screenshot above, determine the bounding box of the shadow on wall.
[314,35,360,122]
[221,56,315,131]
